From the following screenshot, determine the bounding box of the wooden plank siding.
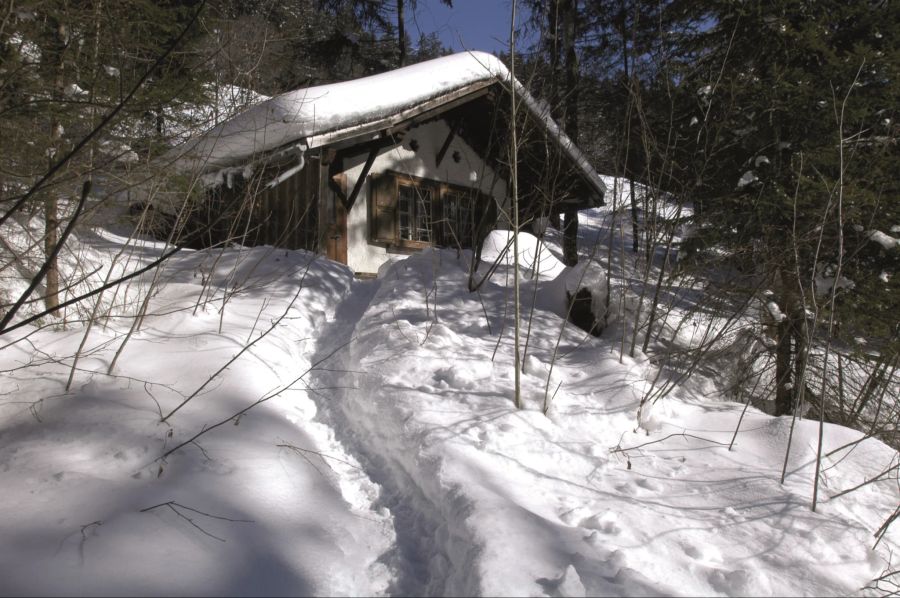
[198,157,321,254]
[252,156,320,251]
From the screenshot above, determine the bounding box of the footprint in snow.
[681,541,722,563]
[579,512,622,536]
[614,482,636,496]
[463,427,487,448]
[666,456,687,477]
[607,549,627,569]
[558,506,589,526]
[615,477,659,496]
[707,568,753,597]
[722,506,746,523]
[536,564,586,598]
[635,477,661,491]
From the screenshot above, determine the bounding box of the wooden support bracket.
[345,146,379,210]
[327,157,347,205]
[435,124,458,168]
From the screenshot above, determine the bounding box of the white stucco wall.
[341,119,508,274]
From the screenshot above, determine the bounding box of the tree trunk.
[628,176,639,252]
[774,314,793,416]
[397,0,406,67]
[548,0,560,105]
[792,309,808,415]
[774,270,800,416]
[510,0,521,408]
[562,0,578,139]
[44,18,67,317]
[560,0,579,266]
[563,209,578,266]
[617,2,640,254]
[44,194,60,316]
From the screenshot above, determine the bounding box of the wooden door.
[322,172,348,264]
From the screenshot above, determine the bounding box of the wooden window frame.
[396,177,435,249]
[369,170,488,252]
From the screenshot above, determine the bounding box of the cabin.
[170,51,605,275]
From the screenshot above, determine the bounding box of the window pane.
[415,187,433,242]
[399,184,413,240]
[444,190,474,247]
[398,183,433,242]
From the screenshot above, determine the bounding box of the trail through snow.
[309,275,484,596]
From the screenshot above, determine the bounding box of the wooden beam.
[324,132,396,209]
[344,146,379,210]
[327,157,347,205]
[435,124,457,168]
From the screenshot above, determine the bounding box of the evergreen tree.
[0,0,210,316]
[664,0,899,414]
[525,0,585,265]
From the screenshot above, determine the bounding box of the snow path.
[309,276,483,596]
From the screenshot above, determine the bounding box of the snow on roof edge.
[171,51,605,203]
[512,79,607,203]
[303,80,496,150]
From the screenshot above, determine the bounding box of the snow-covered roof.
[172,51,605,201]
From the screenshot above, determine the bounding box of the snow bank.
[0,244,394,595]
[480,229,566,280]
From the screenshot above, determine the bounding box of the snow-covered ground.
[0,189,897,596]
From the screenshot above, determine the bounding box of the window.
[442,189,475,248]
[398,182,434,243]
[370,171,488,251]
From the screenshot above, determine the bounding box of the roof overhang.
[304,82,493,150]
[170,51,604,206]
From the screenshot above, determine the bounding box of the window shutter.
[369,173,397,244]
